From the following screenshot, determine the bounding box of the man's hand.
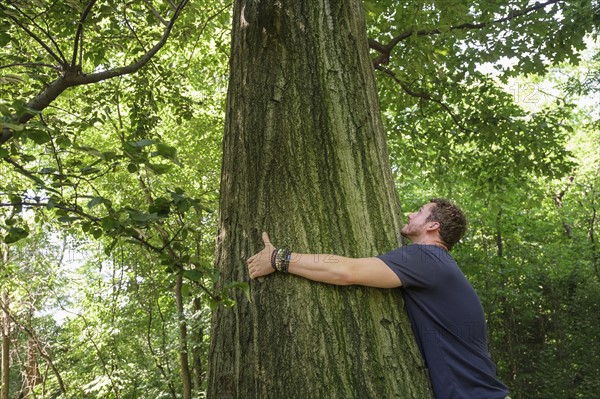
[247,232,276,279]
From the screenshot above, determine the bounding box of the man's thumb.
[262,231,270,246]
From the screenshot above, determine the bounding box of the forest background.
[0,0,599,398]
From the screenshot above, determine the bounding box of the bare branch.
[0,302,67,394]
[370,0,562,67]
[144,0,168,26]
[0,63,62,71]
[71,0,98,67]
[186,2,233,67]
[167,0,177,10]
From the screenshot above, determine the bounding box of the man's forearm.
[246,232,401,288]
[287,253,355,285]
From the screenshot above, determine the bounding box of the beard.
[400,220,425,239]
[400,224,409,237]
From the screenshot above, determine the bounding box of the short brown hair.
[426,198,467,250]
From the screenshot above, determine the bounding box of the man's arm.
[246,232,402,289]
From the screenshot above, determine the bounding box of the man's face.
[400,203,435,239]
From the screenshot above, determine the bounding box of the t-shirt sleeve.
[377,246,440,289]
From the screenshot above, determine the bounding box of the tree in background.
[1,1,227,397]
[0,0,598,398]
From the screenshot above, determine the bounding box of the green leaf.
[227,281,251,303]
[0,104,11,116]
[1,121,25,131]
[129,138,155,148]
[0,74,24,84]
[0,33,10,47]
[155,143,179,163]
[9,194,21,205]
[145,162,171,175]
[104,239,118,256]
[80,166,101,175]
[101,151,118,161]
[183,269,203,281]
[58,215,80,223]
[181,283,191,297]
[74,145,104,158]
[81,221,92,233]
[20,154,36,162]
[149,197,170,216]
[128,210,157,223]
[56,136,72,148]
[127,163,139,173]
[87,197,105,209]
[4,227,29,244]
[101,216,118,231]
[28,130,52,144]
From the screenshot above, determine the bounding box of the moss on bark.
[207,1,433,398]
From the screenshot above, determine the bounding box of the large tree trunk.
[207,1,433,398]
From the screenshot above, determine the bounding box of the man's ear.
[426,221,440,231]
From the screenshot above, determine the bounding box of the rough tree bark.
[22,336,41,398]
[207,1,433,398]
[175,274,193,399]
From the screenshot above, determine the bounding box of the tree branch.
[71,0,98,67]
[144,0,168,26]
[0,3,67,67]
[79,0,189,84]
[186,2,233,67]
[0,0,190,146]
[370,0,562,67]
[376,65,473,134]
[0,302,67,394]
[2,157,57,192]
[0,63,62,71]
[0,200,168,254]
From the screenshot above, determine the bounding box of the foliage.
[0,0,599,398]
[391,36,599,398]
[1,1,230,398]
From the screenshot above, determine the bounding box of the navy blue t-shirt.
[378,244,509,399]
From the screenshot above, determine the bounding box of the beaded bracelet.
[271,248,292,273]
[276,248,286,272]
[271,248,282,271]
[270,248,278,270]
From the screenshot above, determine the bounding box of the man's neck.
[410,236,448,251]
